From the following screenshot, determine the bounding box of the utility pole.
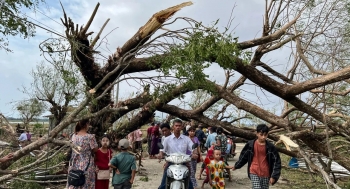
[113,80,119,130]
[0,0,4,9]
[0,0,6,14]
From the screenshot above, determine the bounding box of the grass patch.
[140,176,149,182]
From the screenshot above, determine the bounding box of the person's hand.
[191,153,198,160]
[95,167,99,173]
[129,178,134,184]
[163,162,168,169]
[115,169,120,174]
[269,178,275,185]
[157,154,163,163]
[232,167,236,171]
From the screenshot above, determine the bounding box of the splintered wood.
[140,1,193,38]
[276,135,299,151]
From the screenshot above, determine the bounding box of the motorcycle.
[158,143,198,189]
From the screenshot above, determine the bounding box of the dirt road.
[110,143,281,189]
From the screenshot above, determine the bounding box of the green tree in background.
[15,98,46,128]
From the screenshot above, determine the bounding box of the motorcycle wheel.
[165,176,171,189]
[184,176,190,189]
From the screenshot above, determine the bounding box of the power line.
[1,1,66,38]
[35,8,64,27]
[25,13,66,37]
[9,11,67,38]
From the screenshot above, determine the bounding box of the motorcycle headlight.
[167,169,174,178]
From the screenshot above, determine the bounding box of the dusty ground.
[110,143,282,189]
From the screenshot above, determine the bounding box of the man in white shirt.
[158,119,196,189]
[18,130,27,146]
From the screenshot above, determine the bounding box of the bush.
[32,123,45,135]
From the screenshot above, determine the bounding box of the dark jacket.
[195,129,206,142]
[234,139,281,185]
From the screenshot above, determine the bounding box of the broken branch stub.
[115,1,193,58]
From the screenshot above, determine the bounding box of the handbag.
[97,149,111,180]
[196,152,201,163]
[97,170,110,180]
[190,137,201,163]
[68,148,91,186]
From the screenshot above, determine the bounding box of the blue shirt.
[205,132,217,148]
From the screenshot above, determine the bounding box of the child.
[109,139,136,189]
[200,144,215,188]
[233,124,281,189]
[95,135,112,189]
[207,148,233,189]
[207,147,233,189]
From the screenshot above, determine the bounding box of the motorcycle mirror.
[192,143,198,149]
[157,142,164,149]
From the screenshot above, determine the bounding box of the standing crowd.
[64,119,280,189]
[0,120,281,189]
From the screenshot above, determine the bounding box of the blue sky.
[0,0,289,119]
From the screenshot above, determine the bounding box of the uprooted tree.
[1,0,350,188]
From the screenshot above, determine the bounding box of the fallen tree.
[2,1,350,188]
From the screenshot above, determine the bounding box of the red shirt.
[147,126,153,139]
[250,141,269,177]
[151,126,160,136]
[95,149,112,170]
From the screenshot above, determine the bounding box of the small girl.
[201,144,215,188]
[95,135,112,189]
[207,148,233,189]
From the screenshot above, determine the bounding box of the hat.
[186,125,191,131]
[118,139,129,150]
